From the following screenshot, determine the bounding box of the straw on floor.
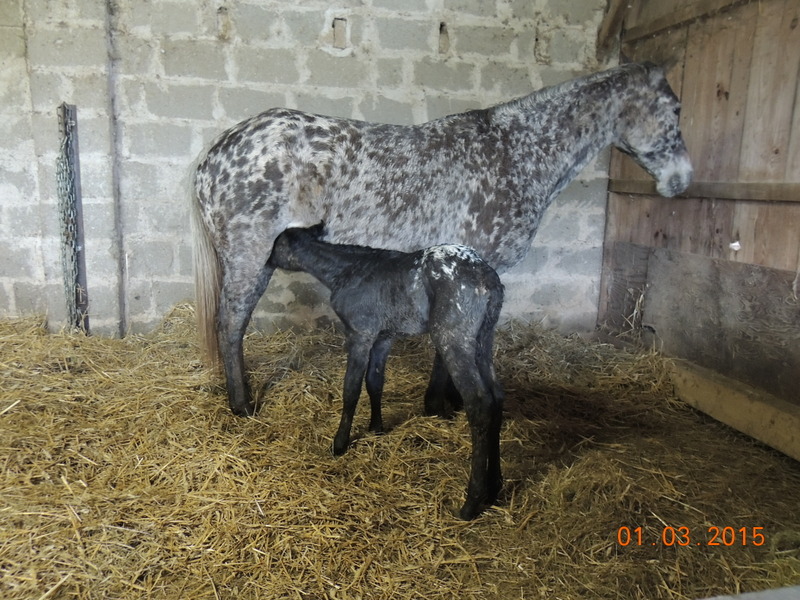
[1,303,799,599]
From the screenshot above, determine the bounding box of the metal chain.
[56,104,84,330]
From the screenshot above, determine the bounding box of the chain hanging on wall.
[56,103,90,333]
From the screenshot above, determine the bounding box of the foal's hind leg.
[365,337,393,434]
[423,353,464,417]
[218,261,274,416]
[437,343,501,520]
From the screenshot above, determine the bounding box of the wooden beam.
[596,0,629,59]
[608,180,800,203]
[623,0,751,43]
[671,361,800,463]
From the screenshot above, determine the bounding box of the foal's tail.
[191,191,221,371]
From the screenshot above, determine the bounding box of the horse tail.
[191,189,221,371]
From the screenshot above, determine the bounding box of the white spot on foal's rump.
[423,244,482,280]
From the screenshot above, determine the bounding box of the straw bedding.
[1,303,799,600]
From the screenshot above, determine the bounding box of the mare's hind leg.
[218,262,274,416]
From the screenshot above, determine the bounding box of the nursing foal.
[268,223,504,520]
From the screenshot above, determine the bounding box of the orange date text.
[616,526,765,547]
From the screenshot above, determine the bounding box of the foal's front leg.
[332,335,372,456]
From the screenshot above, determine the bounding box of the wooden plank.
[672,361,800,463]
[643,249,800,405]
[739,0,800,182]
[597,0,629,59]
[680,3,756,181]
[623,0,750,43]
[731,201,800,271]
[597,241,651,332]
[608,180,800,202]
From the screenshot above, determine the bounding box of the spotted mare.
[193,62,693,417]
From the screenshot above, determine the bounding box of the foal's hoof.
[332,437,350,456]
[458,499,486,521]
[229,402,255,417]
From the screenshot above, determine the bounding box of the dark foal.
[268,224,504,520]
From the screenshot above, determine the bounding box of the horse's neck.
[285,240,356,289]
[496,74,623,203]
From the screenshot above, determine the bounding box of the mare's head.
[268,222,326,271]
[615,63,693,197]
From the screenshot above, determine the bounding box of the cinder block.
[455,26,517,56]
[0,242,37,278]
[375,58,404,88]
[508,0,539,20]
[219,87,287,120]
[425,95,481,120]
[305,50,368,88]
[151,280,194,314]
[0,1,22,27]
[292,93,355,119]
[27,25,108,68]
[126,122,193,157]
[116,36,158,76]
[443,0,497,17]
[554,247,602,277]
[235,46,299,84]
[71,74,113,114]
[283,10,326,47]
[548,0,604,24]
[13,281,61,315]
[144,83,215,120]
[127,240,177,278]
[136,1,199,36]
[163,39,227,80]
[233,4,280,43]
[480,62,532,97]
[414,58,475,92]
[548,29,584,65]
[358,95,414,125]
[28,72,67,113]
[0,283,10,313]
[375,17,432,51]
[373,0,428,10]
[71,116,113,155]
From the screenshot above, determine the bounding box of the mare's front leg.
[218,262,275,416]
[365,337,393,434]
[333,334,372,455]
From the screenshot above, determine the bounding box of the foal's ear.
[308,221,326,238]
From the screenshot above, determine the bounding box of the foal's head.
[615,63,693,197]
[268,222,326,271]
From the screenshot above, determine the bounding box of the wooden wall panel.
[643,249,800,403]
[601,0,800,448]
[680,4,756,182]
[739,0,800,182]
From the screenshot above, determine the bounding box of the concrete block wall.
[1,0,613,337]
